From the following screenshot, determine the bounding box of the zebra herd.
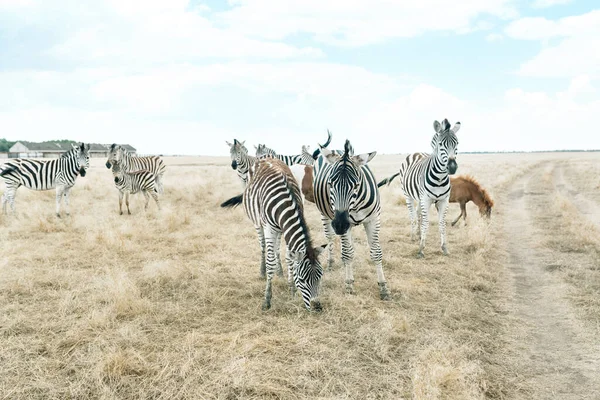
[0,118,461,312]
[0,143,166,217]
[222,118,460,311]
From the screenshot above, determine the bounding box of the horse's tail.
[378,172,400,188]
[221,194,243,208]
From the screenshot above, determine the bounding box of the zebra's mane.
[60,147,77,159]
[282,175,317,264]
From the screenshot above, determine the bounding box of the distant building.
[8,142,137,158]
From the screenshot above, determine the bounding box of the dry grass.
[0,152,594,399]
[531,170,600,332]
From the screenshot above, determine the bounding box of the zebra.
[221,157,327,311]
[254,144,315,166]
[106,144,166,194]
[1,143,90,217]
[227,139,257,188]
[313,138,390,300]
[378,119,460,258]
[111,160,161,215]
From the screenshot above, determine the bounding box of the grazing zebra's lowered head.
[432,118,460,175]
[320,140,376,235]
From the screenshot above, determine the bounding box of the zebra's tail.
[377,172,400,188]
[221,194,243,208]
[0,166,17,177]
[155,175,164,194]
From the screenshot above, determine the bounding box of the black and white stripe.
[379,119,460,258]
[255,144,315,166]
[106,144,166,194]
[221,158,326,311]
[312,139,389,300]
[227,139,257,188]
[111,160,161,215]
[1,143,90,217]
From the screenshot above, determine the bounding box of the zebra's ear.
[313,244,328,258]
[71,143,79,151]
[353,151,376,165]
[452,122,461,134]
[226,141,232,147]
[433,120,442,133]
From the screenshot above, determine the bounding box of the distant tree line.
[0,138,15,152]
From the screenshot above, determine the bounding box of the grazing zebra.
[227,139,257,188]
[1,143,90,217]
[106,144,166,194]
[378,119,460,258]
[313,139,389,300]
[254,144,315,166]
[221,157,327,311]
[111,160,161,215]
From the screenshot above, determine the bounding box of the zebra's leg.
[1,186,15,215]
[320,215,335,270]
[274,231,283,277]
[63,187,71,216]
[126,192,131,215]
[406,199,419,241]
[435,197,450,256]
[285,249,296,297]
[340,229,355,294]
[262,228,279,310]
[118,191,124,215]
[364,218,390,300]
[142,190,150,210]
[254,226,266,279]
[418,197,433,258]
[55,186,65,218]
[150,190,161,211]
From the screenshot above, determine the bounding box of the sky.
[0,0,599,156]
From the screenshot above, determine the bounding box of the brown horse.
[450,175,494,226]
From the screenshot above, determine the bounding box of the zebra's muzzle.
[332,210,351,235]
[448,159,457,175]
[231,160,237,170]
[105,161,111,169]
[79,168,87,177]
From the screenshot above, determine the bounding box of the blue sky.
[1,0,599,155]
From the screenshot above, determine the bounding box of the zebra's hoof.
[417,252,424,259]
[56,213,61,218]
[379,283,390,300]
[345,280,355,294]
[442,246,449,256]
[261,301,271,311]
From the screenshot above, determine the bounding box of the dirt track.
[505,163,600,399]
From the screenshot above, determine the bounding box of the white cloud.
[216,0,518,46]
[505,10,600,78]
[486,33,503,41]
[532,0,573,8]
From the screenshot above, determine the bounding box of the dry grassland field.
[1,152,600,399]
